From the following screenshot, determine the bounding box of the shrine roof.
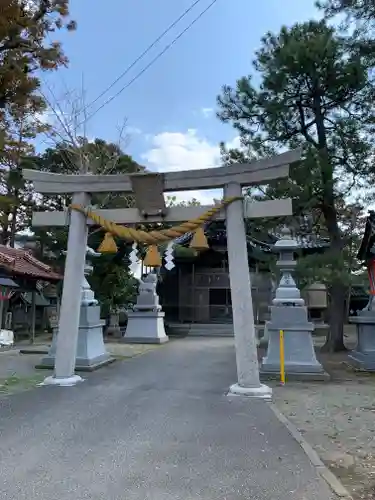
[174,225,329,252]
[0,246,62,281]
[357,211,375,261]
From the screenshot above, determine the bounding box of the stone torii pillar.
[23,149,300,393]
[224,182,269,397]
[53,191,90,386]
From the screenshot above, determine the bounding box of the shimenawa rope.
[69,196,243,245]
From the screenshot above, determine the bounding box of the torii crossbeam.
[23,148,300,395]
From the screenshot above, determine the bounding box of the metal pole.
[279,329,285,385]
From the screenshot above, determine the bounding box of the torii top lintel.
[22,149,301,195]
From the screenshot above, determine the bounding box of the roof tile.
[0,246,62,281]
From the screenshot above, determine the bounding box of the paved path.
[0,338,335,500]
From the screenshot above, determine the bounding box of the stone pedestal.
[0,329,14,347]
[122,273,169,345]
[123,310,168,344]
[260,305,328,380]
[37,306,114,371]
[348,310,375,371]
[106,312,122,338]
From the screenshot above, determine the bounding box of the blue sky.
[42,0,320,203]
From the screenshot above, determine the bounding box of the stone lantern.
[38,247,114,372]
[260,227,328,380]
[348,210,375,371]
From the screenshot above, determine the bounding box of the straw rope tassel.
[189,227,209,251]
[143,245,162,267]
[98,232,118,253]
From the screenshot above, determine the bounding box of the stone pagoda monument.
[349,211,375,371]
[122,272,169,344]
[260,227,328,380]
[38,247,114,371]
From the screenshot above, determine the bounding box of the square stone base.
[260,313,328,381]
[20,348,49,355]
[348,351,375,371]
[348,313,375,371]
[122,336,168,344]
[122,311,169,344]
[36,305,113,372]
[36,354,116,372]
[260,368,330,382]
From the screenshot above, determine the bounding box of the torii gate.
[23,148,300,396]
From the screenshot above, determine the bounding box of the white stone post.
[224,182,272,399]
[43,192,90,386]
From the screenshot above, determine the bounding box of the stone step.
[167,323,233,336]
[167,323,264,340]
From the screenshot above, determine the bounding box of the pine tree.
[217,20,375,351]
[317,0,375,63]
[317,0,375,29]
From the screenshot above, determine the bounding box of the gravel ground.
[272,349,375,500]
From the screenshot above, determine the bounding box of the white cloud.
[34,109,69,128]
[142,129,219,172]
[22,0,38,13]
[226,135,241,150]
[34,110,55,125]
[142,129,241,173]
[201,107,214,118]
[127,126,142,135]
[141,129,241,205]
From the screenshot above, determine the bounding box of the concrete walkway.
[0,338,335,500]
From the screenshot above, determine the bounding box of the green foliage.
[0,0,75,246]
[0,0,75,108]
[166,195,202,207]
[317,0,375,30]
[88,235,138,317]
[162,195,202,257]
[217,19,373,241]
[217,19,375,349]
[31,137,145,207]
[29,139,145,316]
[317,0,375,66]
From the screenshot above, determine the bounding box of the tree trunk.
[322,282,347,352]
[312,94,347,352]
[9,194,18,248]
[0,217,10,245]
[321,209,347,351]
[321,210,347,351]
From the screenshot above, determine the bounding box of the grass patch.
[111,355,130,361]
[0,372,46,395]
[107,344,161,358]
